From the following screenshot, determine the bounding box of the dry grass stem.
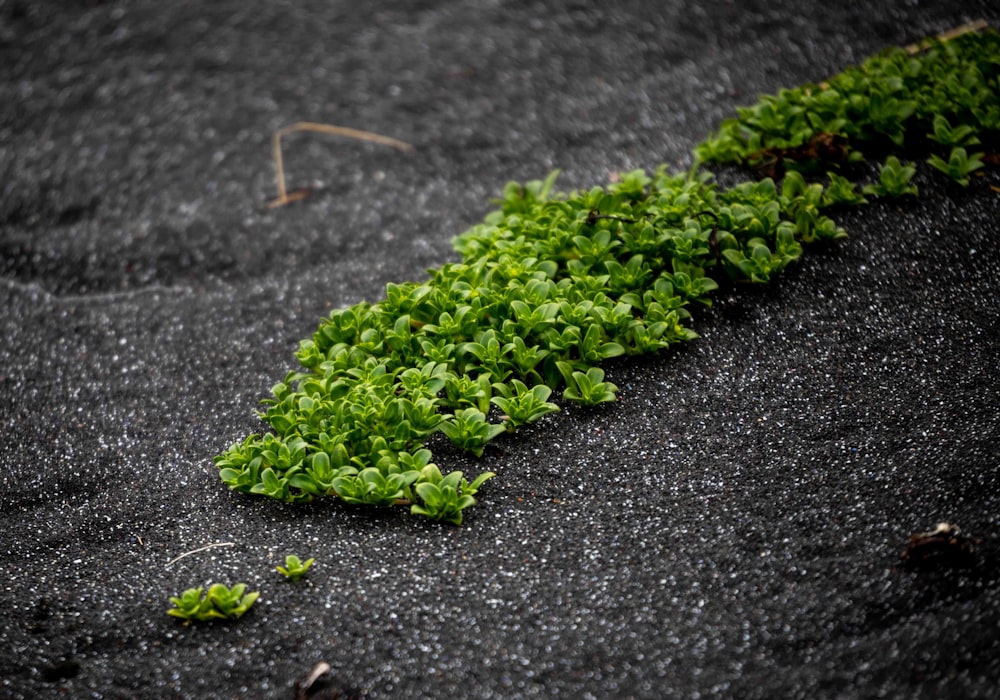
[815,20,990,91]
[165,542,236,567]
[268,122,414,208]
[905,19,989,54]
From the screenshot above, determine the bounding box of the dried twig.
[268,122,414,209]
[904,19,989,55]
[165,542,236,567]
[816,20,991,90]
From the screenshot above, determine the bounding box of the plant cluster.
[168,554,315,621]
[215,28,996,523]
[217,165,848,522]
[696,29,999,187]
[167,583,260,623]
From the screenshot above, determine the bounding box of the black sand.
[2,2,999,697]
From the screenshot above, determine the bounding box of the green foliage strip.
[216,168,851,521]
[215,29,997,524]
[696,29,999,185]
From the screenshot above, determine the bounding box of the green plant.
[821,172,868,207]
[332,466,420,507]
[167,584,260,623]
[490,379,560,430]
[697,28,999,186]
[559,363,619,406]
[215,27,997,525]
[439,408,507,457]
[928,114,981,148]
[443,373,493,414]
[210,161,891,518]
[410,464,496,526]
[277,555,315,582]
[864,156,919,197]
[927,146,985,186]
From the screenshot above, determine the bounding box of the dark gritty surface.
[2,1,1000,697]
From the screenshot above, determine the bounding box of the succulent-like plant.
[864,156,919,198]
[215,27,997,525]
[167,584,260,623]
[490,380,560,431]
[277,555,316,582]
[559,364,619,406]
[410,464,496,526]
[439,407,507,457]
[927,147,985,187]
[696,28,999,186]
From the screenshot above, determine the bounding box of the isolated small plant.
[167,584,260,623]
[927,147,986,186]
[864,156,919,198]
[928,114,981,149]
[277,555,315,582]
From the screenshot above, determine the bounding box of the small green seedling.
[928,114,981,148]
[821,172,868,207]
[410,464,496,525]
[864,156,918,197]
[167,583,260,623]
[558,363,619,406]
[927,147,985,187]
[277,555,315,581]
[439,407,507,457]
